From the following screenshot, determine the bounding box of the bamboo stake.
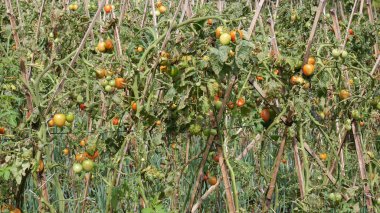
[302,0,328,64]
[191,178,222,212]
[352,122,373,212]
[236,134,261,160]
[342,0,358,49]
[293,137,305,199]
[81,173,92,213]
[264,128,288,211]
[219,152,236,213]
[330,8,341,42]
[370,54,380,76]
[366,0,379,55]
[141,0,149,27]
[4,0,21,49]
[246,0,265,40]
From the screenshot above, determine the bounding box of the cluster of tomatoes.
[151,1,167,16]
[72,138,99,174]
[95,68,126,93]
[96,38,114,53]
[48,113,75,128]
[214,25,243,46]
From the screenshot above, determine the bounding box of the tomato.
[160,65,168,72]
[307,57,315,65]
[79,103,86,110]
[281,159,287,164]
[137,46,144,52]
[214,100,222,110]
[37,160,44,173]
[155,120,161,126]
[79,139,86,147]
[73,163,83,173]
[328,193,336,201]
[53,114,66,127]
[332,49,341,58]
[170,66,179,77]
[100,79,109,87]
[105,39,113,50]
[156,1,162,7]
[351,110,360,119]
[335,193,342,202]
[96,69,107,79]
[104,85,113,92]
[273,69,280,75]
[203,174,208,181]
[115,78,125,89]
[215,26,223,38]
[69,3,78,11]
[158,5,166,13]
[97,41,106,52]
[85,150,99,160]
[236,97,245,107]
[48,119,54,127]
[256,76,264,81]
[230,30,237,42]
[260,108,271,123]
[228,50,235,57]
[227,101,234,109]
[111,117,119,126]
[219,33,231,45]
[302,64,315,76]
[154,10,160,16]
[75,153,85,162]
[208,176,217,185]
[63,148,69,155]
[109,80,116,87]
[66,113,74,123]
[341,50,348,58]
[104,4,112,13]
[171,143,176,149]
[10,208,21,213]
[131,102,138,111]
[82,159,94,172]
[290,75,304,85]
[319,153,327,161]
[348,29,354,35]
[209,129,217,135]
[207,19,212,26]
[359,121,365,127]
[339,90,350,100]
[213,154,220,163]
[376,197,380,205]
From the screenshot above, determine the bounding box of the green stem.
[297,122,310,194]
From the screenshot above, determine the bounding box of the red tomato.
[131,102,138,111]
[79,103,86,110]
[260,108,271,123]
[0,127,5,134]
[230,30,237,42]
[236,97,245,107]
[112,117,119,125]
[105,39,113,50]
[302,64,315,76]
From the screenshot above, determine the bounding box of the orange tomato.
[236,97,245,107]
[302,64,315,76]
[230,30,237,42]
[348,29,354,35]
[112,117,119,125]
[115,78,125,89]
[63,148,69,155]
[131,102,138,111]
[79,140,86,147]
[273,69,280,75]
[158,5,166,13]
[48,119,55,127]
[155,120,162,126]
[307,57,316,65]
[256,76,264,81]
[319,153,327,161]
[339,90,350,100]
[75,153,85,162]
[105,39,113,50]
[207,19,212,26]
[37,160,44,173]
[155,1,162,7]
[0,127,6,134]
[104,4,112,13]
[208,176,217,185]
[215,26,223,38]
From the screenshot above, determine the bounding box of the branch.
[246,0,265,40]
[4,0,21,49]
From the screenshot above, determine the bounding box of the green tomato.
[341,50,348,58]
[170,66,179,77]
[106,75,112,81]
[82,159,94,172]
[64,121,72,127]
[76,94,84,103]
[376,197,380,205]
[328,193,336,202]
[219,33,231,45]
[344,124,351,130]
[214,100,222,110]
[351,110,360,119]
[66,113,75,122]
[332,49,341,58]
[335,193,342,202]
[209,129,217,136]
[109,80,116,87]
[73,163,83,173]
[100,79,109,87]
[105,85,113,92]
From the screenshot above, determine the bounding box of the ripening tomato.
[214,100,222,110]
[236,97,245,107]
[112,117,119,125]
[219,33,231,45]
[97,41,106,52]
[359,121,365,127]
[155,120,161,126]
[96,69,107,79]
[215,26,223,38]
[256,76,264,81]
[37,160,44,173]
[281,159,287,164]
[53,114,66,127]
[339,90,350,100]
[156,1,162,7]
[48,119,55,127]
[213,154,220,163]
[0,127,6,135]
[75,153,85,162]
[69,3,78,11]
[72,163,83,173]
[115,78,125,89]
[273,69,280,75]
[82,159,94,172]
[79,139,86,147]
[131,102,138,111]
[319,153,327,161]
[79,103,86,110]
[137,46,144,52]
[208,176,217,185]
[63,148,69,155]
[207,19,212,26]
[290,76,304,85]
[307,57,316,65]
[260,108,271,123]
[158,5,166,13]
[227,101,234,110]
[203,174,208,181]
[302,64,315,76]
[230,30,237,42]
[105,39,113,50]
[104,4,112,13]
[348,29,354,35]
